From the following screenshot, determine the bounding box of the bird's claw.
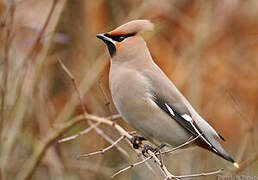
[130,136,146,149]
[142,144,155,157]
[142,143,166,157]
[155,143,166,152]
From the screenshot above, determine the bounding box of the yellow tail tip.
[233,162,239,168]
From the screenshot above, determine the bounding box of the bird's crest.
[109,19,154,36]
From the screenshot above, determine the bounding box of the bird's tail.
[195,136,239,168]
[218,150,239,168]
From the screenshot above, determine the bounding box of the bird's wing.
[141,67,210,139]
[141,66,236,164]
[152,98,219,152]
[153,97,236,164]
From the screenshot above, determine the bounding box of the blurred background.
[0,0,258,179]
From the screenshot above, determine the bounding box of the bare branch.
[58,121,101,143]
[77,135,125,158]
[111,156,152,178]
[173,168,223,179]
[57,57,75,81]
[161,135,201,155]
[147,150,178,180]
[92,125,129,158]
[57,57,86,113]
[98,78,114,119]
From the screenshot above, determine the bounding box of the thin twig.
[57,57,86,113]
[148,150,178,180]
[158,149,165,176]
[65,114,131,138]
[173,168,223,179]
[77,135,125,158]
[98,77,114,119]
[160,135,201,155]
[58,121,101,143]
[92,125,129,158]
[111,156,152,178]
[57,114,128,157]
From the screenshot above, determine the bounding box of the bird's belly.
[112,89,191,147]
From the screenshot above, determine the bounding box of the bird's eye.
[106,33,135,42]
[117,36,125,42]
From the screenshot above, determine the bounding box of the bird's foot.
[154,143,166,152]
[130,136,146,149]
[142,143,166,157]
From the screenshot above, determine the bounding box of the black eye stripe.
[104,33,135,42]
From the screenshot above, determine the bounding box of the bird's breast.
[109,67,191,146]
[109,68,152,117]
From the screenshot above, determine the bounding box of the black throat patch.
[103,33,136,57]
[103,40,116,57]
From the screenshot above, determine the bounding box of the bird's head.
[96,19,154,60]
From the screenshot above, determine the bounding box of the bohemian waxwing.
[96,19,239,168]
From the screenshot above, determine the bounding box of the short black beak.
[96,33,105,41]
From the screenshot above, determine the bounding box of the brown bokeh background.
[0,0,257,180]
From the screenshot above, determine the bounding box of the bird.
[96,19,239,168]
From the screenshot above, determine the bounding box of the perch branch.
[148,150,178,180]
[112,135,201,178]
